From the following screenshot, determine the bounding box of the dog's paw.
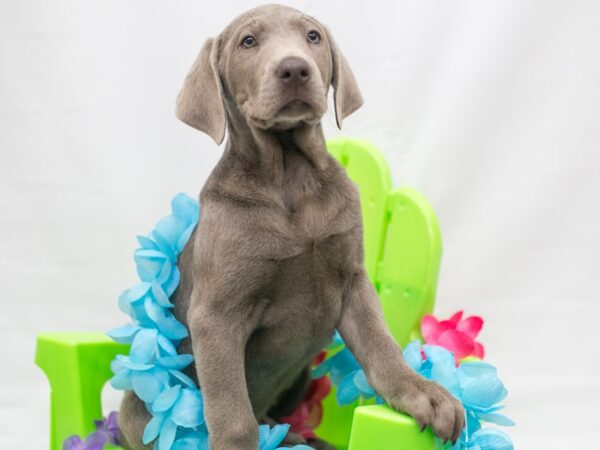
[386,375,465,444]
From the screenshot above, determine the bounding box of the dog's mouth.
[248,94,324,130]
[270,99,315,126]
[277,99,312,116]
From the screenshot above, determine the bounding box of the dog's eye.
[307,30,321,44]
[241,35,257,49]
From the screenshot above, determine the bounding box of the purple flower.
[63,431,106,450]
[63,412,121,450]
[94,411,121,445]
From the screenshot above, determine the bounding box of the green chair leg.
[35,332,128,450]
[348,405,437,450]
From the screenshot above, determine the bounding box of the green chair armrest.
[348,405,437,450]
[35,332,128,450]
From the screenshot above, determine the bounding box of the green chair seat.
[36,138,443,450]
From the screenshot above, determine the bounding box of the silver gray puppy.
[119,4,465,449]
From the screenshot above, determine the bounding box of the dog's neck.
[222,97,331,186]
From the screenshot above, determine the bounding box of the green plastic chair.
[35,138,443,450]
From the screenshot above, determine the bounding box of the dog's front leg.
[337,269,465,444]
[188,289,261,450]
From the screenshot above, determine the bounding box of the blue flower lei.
[313,332,515,450]
[108,193,311,450]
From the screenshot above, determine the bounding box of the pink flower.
[421,311,485,363]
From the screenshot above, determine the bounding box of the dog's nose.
[276,57,311,86]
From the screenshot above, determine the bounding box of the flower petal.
[107,324,140,344]
[134,250,168,281]
[477,412,515,427]
[158,354,194,370]
[424,319,455,344]
[131,369,168,403]
[171,388,204,428]
[130,328,158,364]
[171,435,206,450]
[473,341,485,359]
[461,374,507,409]
[84,431,107,450]
[421,315,439,341]
[169,369,197,389]
[171,193,200,226]
[155,314,189,340]
[437,330,475,360]
[311,358,333,379]
[151,281,173,308]
[136,235,159,250]
[126,282,152,303]
[110,368,132,390]
[448,311,464,324]
[336,372,361,405]
[262,423,290,450]
[423,345,460,395]
[258,424,270,448]
[457,316,484,339]
[158,419,178,450]
[353,370,375,396]
[159,266,181,297]
[152,228,177,262]
[157,334,178,356]
[152,385,182,413]
[465,410,482,436]
[142,413,166,444]
[155,215,187,251]
[458,361,498,383]
[324,349,361,386]
[115,355,153,371]
[63,435,84,450]
[468,428,513,450]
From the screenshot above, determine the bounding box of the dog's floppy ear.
[325,28,363,129]
[175,38,226,144]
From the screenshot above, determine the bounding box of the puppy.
[119,4,465,449]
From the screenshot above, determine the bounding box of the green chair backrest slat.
[377,187,442,346]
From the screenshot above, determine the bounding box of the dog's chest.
[248,240,346,374]
[254,169,360,356]
[237,147,362,372]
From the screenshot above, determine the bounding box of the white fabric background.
[1,1,599,448]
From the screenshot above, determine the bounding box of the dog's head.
[175,4,363,144]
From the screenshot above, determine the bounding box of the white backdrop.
[1,1,599,449]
